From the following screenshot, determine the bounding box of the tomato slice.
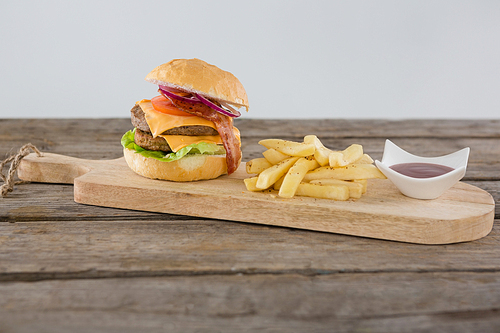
[151,95,195,117]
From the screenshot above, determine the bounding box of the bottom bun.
[123,148,228,181]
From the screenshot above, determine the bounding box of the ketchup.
[389,163,454,178]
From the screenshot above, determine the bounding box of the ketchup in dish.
[389,163,454,179]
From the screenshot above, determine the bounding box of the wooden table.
[1,118,499,332]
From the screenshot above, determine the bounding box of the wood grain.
[1,272,500,333]
[1,219,499,281]
[1,181,498,222]
[16,152,495,244]
[1,118,500,332]
[2,119,499,180]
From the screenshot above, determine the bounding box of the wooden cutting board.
[18,152,495,244]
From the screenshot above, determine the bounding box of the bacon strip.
[160,90,241,174]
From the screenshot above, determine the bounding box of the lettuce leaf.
[121,129,225,162]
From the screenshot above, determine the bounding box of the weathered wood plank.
[1,119,499,332]
[0,183,183,222]
[1,219,498,281]
[237,118,500,139]
[2,119,500,143]
[1,272,500,333]
[2,119,499,142]
[2,119,499,179]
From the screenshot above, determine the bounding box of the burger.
[121,58,249,181]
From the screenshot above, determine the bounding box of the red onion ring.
[159,86,241,118]
[194,93,241,118]
[219,101,241,116]
[159,86,201,104]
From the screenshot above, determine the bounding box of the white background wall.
[1,0,499,119]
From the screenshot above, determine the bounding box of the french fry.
[303,164,386,182]
[295,183,350,201]
[329,144,364,167]
[244,177,263,191]
[341,144,363,165]
[259,139,315,157]
[279,156,320,198]
[273,175,285,190]
[310,179,363,198]
[262,148,290,165]
[246,136,379,200]
[246,158,273,174]
[328,151,346,167]
[355,154,374,164]
[352,179,368,194]
[303,135,332,167]
[256,156,300,189]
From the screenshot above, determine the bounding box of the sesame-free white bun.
[123,148,229,182]
[145,58,249,110]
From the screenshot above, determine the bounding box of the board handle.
[18,152,119,184]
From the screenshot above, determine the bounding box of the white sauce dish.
[375,140,470,200]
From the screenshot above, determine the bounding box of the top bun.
[145,58,249,110]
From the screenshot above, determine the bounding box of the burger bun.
[145,58,249,110]
[123,148,228,182]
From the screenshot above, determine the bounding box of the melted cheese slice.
[138,99,217,138]
[138,99,241,152]
[159,127,240,152]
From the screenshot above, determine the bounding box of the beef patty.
[134,128,172,152]
[130,104,219,136]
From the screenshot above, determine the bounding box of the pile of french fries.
[244,135,386,200]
